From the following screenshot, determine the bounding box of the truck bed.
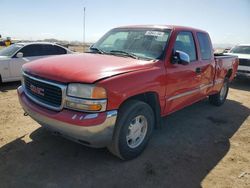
[214,53,239,82]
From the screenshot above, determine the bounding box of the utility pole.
[83,7,86,53]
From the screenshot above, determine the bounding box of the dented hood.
[23,53,155,83]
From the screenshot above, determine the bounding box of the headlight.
[67,83,107,99]
[66,84,107,112]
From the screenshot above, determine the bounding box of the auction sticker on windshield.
[145,31,164,37]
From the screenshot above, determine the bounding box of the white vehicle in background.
[0,42,73,83]
[226,44,250,78]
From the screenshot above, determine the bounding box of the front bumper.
[18,86,117,148]
[237,71,250,78]
[237,66,250,78]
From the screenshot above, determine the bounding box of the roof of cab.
[115,25,207,33]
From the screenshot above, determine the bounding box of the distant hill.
[213,43,234,49]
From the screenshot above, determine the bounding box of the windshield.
[91,28,171,60]
[0,44,23,57]
[229,46,250,54]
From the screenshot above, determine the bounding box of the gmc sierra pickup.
[18,25,239,160]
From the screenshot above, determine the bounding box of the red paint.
[22,53,154,83]
[21,25,239,121]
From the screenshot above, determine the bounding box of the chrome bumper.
[18,86,118,148]
[237,66,250,78]
[237,71,250,78]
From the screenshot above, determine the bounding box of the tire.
[108,100,155,160]
[209,79,229,106]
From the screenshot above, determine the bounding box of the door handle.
[195,67,202,74]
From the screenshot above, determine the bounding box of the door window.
[19,45,43,57]
[174,32,197,62]
[18,44,67,57]
[42,45,67,55]
[52,45,67,55]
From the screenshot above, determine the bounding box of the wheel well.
[0,74,2,84]
[226,69,233,79]
[121,92,162,129]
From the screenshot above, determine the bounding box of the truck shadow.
[0,99,249,188]
[0,81,21,93]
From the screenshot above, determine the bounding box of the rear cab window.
[197,32,212,60]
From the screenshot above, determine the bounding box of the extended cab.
[18,25,238,160]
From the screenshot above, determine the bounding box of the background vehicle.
[222,48,231,53]
[0,42,73,83]
[18,25,238,160]
[0,36,13,46]
[225,44,250,78]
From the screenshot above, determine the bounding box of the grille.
[239,58,250,66]
[24,74,62,108]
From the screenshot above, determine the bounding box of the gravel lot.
[0,79,249,188]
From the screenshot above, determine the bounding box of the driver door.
[165,31,203,114]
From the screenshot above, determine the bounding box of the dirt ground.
[0,78,249,188]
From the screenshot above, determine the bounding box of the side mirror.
[16,52,23,58]
[172,50,190,65]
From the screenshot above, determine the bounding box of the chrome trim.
[72,114,78,120]
[40,110,118,147]
[18,89,118,147]
[65,96,107,112]
[22,72,67,111]
[84,113,98,119]
[238,65,250,71]
[167,82,213,101]
[200,83,213,90]
[107,110,118,118]
[214,78,224,85]
[22,72,108,113]
[167,88,199,101]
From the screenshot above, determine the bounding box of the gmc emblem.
[30,84,45,96]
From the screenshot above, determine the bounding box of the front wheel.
[209,79,229,106]
[108,100,154,160]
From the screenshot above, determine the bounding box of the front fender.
[98,62,167,115]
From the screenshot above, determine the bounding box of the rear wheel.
[209,79,229,106]
[108,100,154,160]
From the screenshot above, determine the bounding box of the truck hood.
[23,53,155,83]
[225,53,250,59]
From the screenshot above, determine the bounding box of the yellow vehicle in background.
[0,35,12,47]
[5,37,11,47]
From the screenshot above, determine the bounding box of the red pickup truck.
[18,25,238,160]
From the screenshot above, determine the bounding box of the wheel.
[209,79,229,106]
[108,100,155,160]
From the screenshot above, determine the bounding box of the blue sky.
[1,0,250,45]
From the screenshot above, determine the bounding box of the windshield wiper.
[109,50,138,59]
[89,47,106,54]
